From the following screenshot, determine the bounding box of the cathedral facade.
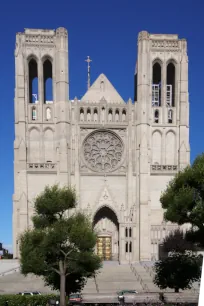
[13,28,190,263]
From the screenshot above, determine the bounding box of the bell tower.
[135,31,190,260]
[13,28,70,258]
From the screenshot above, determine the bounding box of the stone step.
[83,262,144,293]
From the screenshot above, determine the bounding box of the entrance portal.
[97,236,112,260]
[93,206,119,261]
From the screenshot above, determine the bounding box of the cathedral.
[13,28,190,263]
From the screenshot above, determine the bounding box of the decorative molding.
[152,40,179,48]
[27,163,56,171]
[151,40,179,52]
[151,164,178,174]
[25,35,54,46]
[82,130,124,173]
[151,223,179,243]
[138,31,150,41]
[92,185,120,222]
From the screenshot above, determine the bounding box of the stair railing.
[130,263,150,293]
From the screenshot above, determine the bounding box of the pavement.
[0,260,200,304]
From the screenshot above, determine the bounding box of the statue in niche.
[101,107,105,122]
[115,110,119,122]
[87,110,91,121]
[108,111,112,122]
[80,109,84,121]
[100,80,105,91]
[122,111,126,121]
[94,110,98,122]
[46,108,51,120]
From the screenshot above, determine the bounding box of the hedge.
[0,294,60,306]
[0,295,199,306]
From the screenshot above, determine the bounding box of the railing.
[130,263,149,292]
[140,262,154,278]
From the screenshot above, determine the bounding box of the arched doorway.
[93,206,119,261]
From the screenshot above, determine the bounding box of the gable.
[81,73,125,104]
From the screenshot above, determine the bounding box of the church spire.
[85,56,92,90]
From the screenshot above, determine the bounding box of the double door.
[97,236,112,260]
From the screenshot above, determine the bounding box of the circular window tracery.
[83,130,124,172]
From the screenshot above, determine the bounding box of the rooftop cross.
[85,56,92,90]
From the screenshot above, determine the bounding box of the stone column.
[13,33,29,258]
[179,39,190,169]
[55,27,70,186]
[136,31,151,261]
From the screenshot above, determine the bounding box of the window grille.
[168,109,173,123]
[166,85,172,106]
[154,110,159,123]
[152,84,160,106]
[32,108,37,120]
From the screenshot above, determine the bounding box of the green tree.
[20,185,101,306]
[154,252,202,292]
[161,229,196,254]
[160,153,204,247]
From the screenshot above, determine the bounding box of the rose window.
[83,131,124,172]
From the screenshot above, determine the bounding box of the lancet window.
[152,62,162,107]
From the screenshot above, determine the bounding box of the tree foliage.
[161,229,196,254]
[154,253,202,292]
[160,154,204,246]
[20,185,101,306]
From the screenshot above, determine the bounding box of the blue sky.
[0,0,203,251]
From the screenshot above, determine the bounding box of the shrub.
[0,294,59,306]
[154,252,202,292]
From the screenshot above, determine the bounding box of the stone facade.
[13,28,190,263]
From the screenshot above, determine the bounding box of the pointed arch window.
[100,80,105,91]
[125,227,128,237]
[125,242,128,253]
[29,58,38,104]
[129,242,132,253]
[43,59,53,104]
[168,109,173,124]
[122,109,126,121]
[108,109,113,122]
[166,63,175,107]
[80,108,84,121]
[152,62,162,106]
[154,109,159,123]
[31,107,37,120]
[129,227,132,238]
[94,108,98,122]
[101,107,105,122]
[87,108,91,121]
[115,109,119,122]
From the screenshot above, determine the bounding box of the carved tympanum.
[83,131,123,172]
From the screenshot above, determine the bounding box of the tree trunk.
[60,272,66,306]
[175,288,179,293]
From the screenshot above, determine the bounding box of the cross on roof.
[85,56,92,90]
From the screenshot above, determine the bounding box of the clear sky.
[0,0,203,251]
